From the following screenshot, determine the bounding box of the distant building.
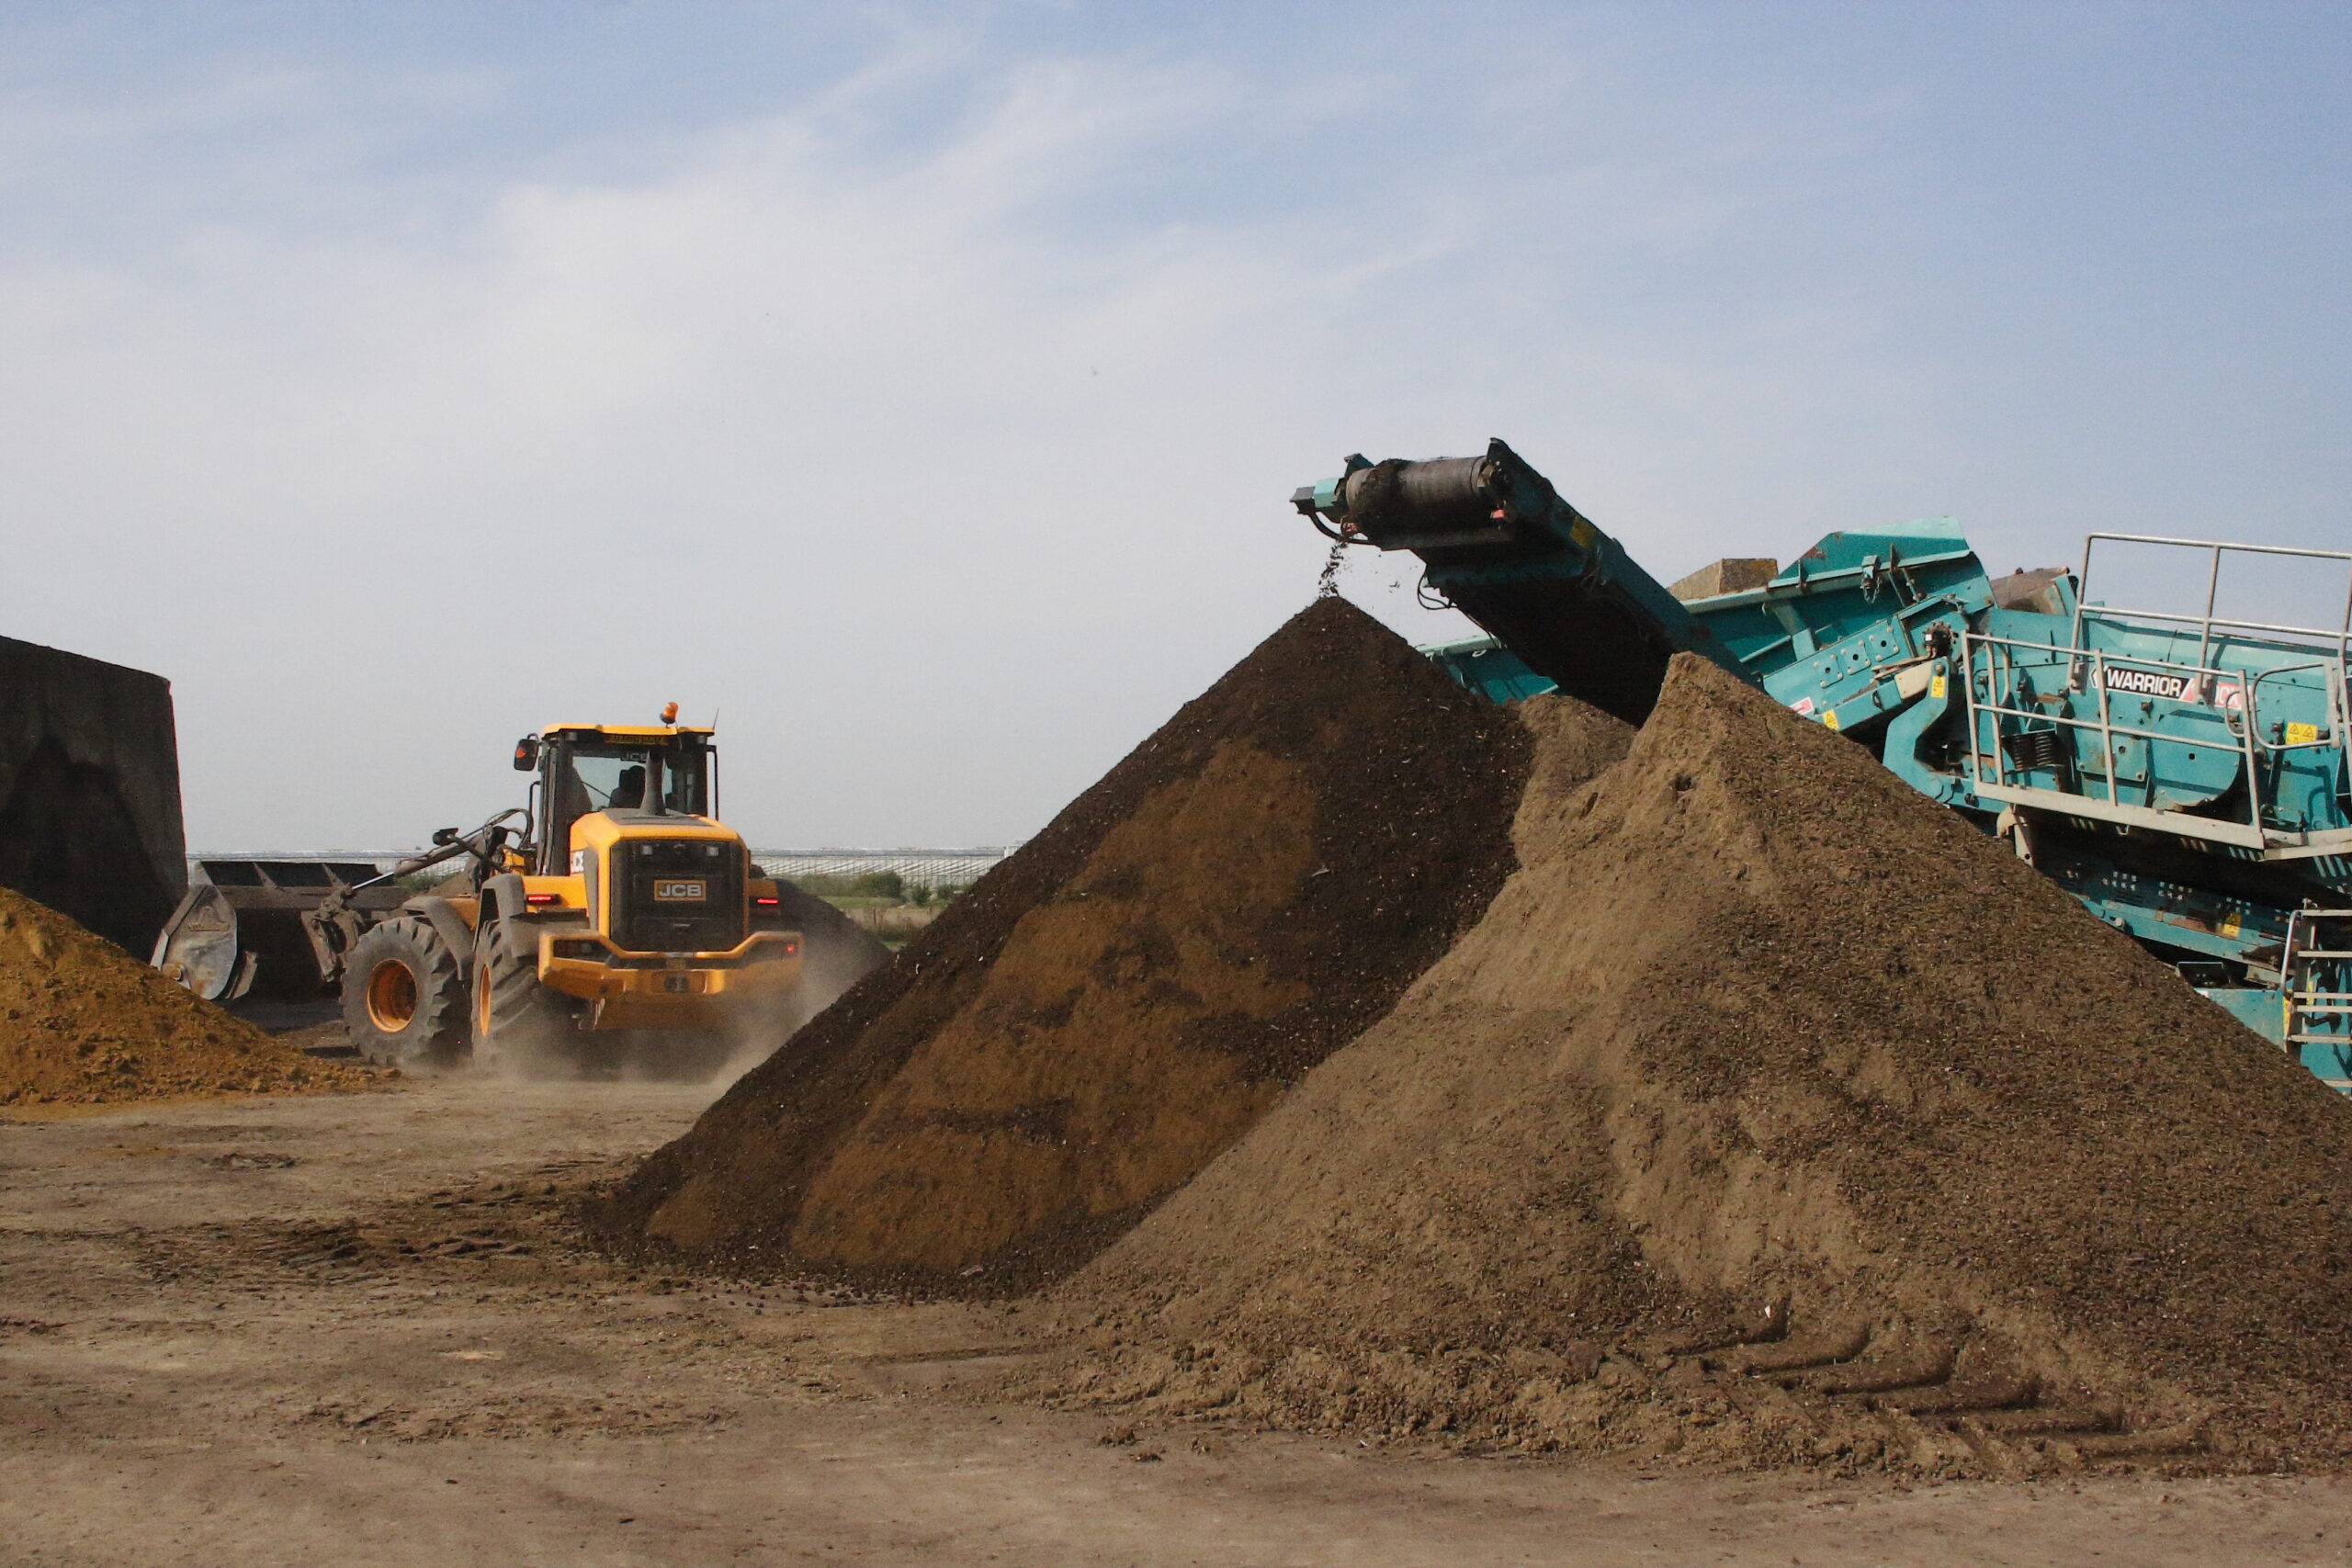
[752,848,1016,888]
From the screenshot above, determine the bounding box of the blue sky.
[3,3,2346,850]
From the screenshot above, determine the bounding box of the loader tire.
[470,915,578,1074]
[342,915,469,1069]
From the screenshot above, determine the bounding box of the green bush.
[792,870,906,901]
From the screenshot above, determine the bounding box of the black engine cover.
[610,840,742,954]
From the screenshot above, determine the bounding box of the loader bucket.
[151,883,246,1000]
[152,860,404,1001]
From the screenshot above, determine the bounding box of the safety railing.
[2067,533,2352,766]
[2246,660,2352,753]
[2075,533,2352,675]
[1961,630,2271,841]
[2283,909,2352,1049]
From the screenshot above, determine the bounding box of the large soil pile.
[0,887,375,1107]
[594,598,1532,1287]
[1042,658,2352,1474]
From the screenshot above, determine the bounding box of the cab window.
[558,743,707,818]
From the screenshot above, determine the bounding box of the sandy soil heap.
[0,886,375,1107]
[1043,658,2352,1475]
[594,599,1532,1287]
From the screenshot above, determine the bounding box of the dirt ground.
[5,1079,2349,1567]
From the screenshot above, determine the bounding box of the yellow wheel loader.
[157,708,870,1072]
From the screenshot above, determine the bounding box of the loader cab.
[522,724,718,876]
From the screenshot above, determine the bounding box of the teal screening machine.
[1293,440,2352,1090]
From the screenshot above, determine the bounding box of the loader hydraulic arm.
[328,809,528,902]
[1293,439,1749,725]
[300,809,526,981]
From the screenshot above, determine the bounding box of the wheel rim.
[365,958,419,1032]
[474,958,493,1039]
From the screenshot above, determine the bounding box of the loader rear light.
[550,938,604,959]
[525,893,560,906]
[752,896,780,907]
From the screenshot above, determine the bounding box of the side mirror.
[513,737,540,772]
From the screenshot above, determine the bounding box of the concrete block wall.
[0,636,187,954]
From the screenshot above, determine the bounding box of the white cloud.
[6,9,2340,851]
[0,47,1397,849]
